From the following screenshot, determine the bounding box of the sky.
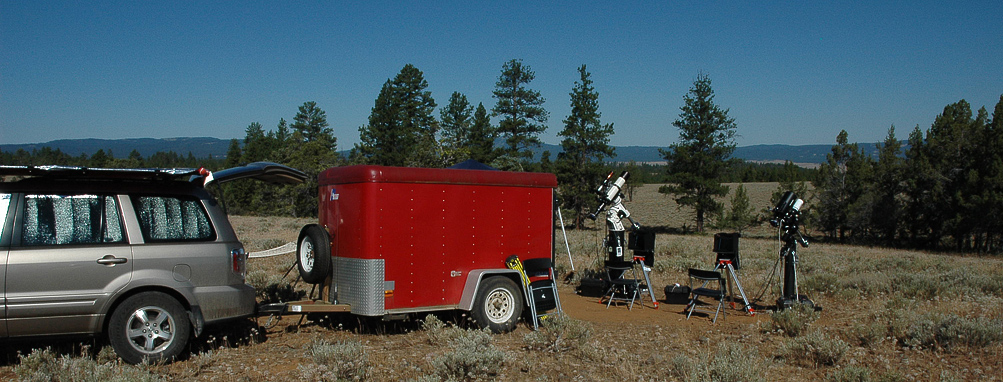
[2,1,1001,149]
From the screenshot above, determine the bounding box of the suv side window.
[134,195,215,242]
[22,194,125,246]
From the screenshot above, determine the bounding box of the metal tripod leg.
[714,260,755,315]
[633,256,659,309]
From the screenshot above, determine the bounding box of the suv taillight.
[231,248,247,278]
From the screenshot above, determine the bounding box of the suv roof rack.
[0,165,202,181]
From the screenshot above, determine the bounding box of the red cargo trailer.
[288,165,558,332]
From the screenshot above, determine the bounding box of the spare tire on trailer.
[297,224,332,284]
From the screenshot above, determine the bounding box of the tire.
[298,225,332,284]
[471,276,524,333]
[108,292,191,364]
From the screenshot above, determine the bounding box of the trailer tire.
[471,276,523,333]
[297,225,331,284]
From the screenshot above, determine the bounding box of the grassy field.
[3,183,1001,381]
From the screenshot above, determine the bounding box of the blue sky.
[2,1,1001,149]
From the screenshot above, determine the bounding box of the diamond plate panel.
[332,257,385,316]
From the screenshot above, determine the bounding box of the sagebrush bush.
[892,312,1003,350]
[708,342,767,382]
[433,328,506,381]
[522,315,592,353]
[849,319,887,347]
[767,304,819,337]
[421,314,460,344]
[14,348,164,382]
[801,271,840,296]
[826,365,872,382]
[301,339,370,381]
[779,330,849,367]
[666,343,767,382]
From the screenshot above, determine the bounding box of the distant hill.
[1,137,232,159]
[1,137,889,165]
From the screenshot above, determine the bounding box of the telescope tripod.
[712,259,755,315]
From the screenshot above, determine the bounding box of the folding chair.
[518,257,563,330]
[685,268,727,323]
[601,260,640,309]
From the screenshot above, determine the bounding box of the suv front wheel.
[108,292,191,364]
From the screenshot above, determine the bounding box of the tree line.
[8,59,997,254]
[812,96,1003,253]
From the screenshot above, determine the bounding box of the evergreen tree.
[468,103,498,164]
[926,100,981,250]
[491,59,549,161]
[355,64,439,167]
[844,140,876,240]
[280,101,339,217]
[90,149,111,168]
[658,74,737,232]
[555,65,616,227]
[903,125,938,246]
[719,184,759,233]
[242,122,275,162]
[815,130,858,240]
[439,92,474,164]
[224,139,242,168]
[275,118,290,144]
[981,95,1003,252]
[869,126,904,244]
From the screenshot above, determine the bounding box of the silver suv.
[0,162,305,363]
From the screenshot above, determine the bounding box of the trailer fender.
[458,269,524,311]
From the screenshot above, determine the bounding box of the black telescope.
[770,191,815,310]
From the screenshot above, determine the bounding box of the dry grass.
[2,183,1001,381]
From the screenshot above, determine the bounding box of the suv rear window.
[22,194,125,246]
[134,196,215,242]
[1,193,11,239]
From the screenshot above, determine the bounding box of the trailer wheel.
[298,225,331,284]
[471,276,523,333]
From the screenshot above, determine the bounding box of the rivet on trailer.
[258,163,563,332]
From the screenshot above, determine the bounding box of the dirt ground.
[0,183,1000,381]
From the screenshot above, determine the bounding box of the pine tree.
[658,74,737,232]
[439,92,474,164]
[903,125,937,246]
[355,64,439,167]
[982,95,1003,251]
[555,65,615,227]
[869,126,904,244]
[926,100,980,250]
[719,184,759,233]
[291,101,335,150]
[492,59,549,161]
[224,139,242,168]
[814,130,866,241]
[468,103,497,164]
[281,101,339,217]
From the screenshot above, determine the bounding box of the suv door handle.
[97,255,128,265]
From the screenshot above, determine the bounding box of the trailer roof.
[319,165,557,188]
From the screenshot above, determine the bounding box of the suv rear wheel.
[108,292,191,364]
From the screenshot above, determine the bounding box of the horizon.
[3,2,1001,148]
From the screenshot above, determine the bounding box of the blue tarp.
[448,159,497,171]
